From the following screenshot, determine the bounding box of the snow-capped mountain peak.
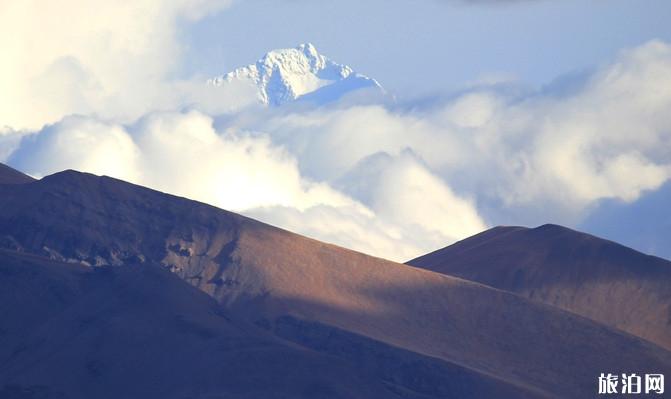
[209,43,382,106]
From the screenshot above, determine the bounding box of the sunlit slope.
[408,224,671,351]
[0,167,669,398]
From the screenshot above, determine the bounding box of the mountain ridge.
[0,163,34,185]
[0,166,669,398]
[209,43,383,106]
[407,223,671,351]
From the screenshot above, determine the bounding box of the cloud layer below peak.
[2,0,671,261]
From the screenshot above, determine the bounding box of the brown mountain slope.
[0,249,409,399]
[407,224,671,351]
[0,164,34,185]
[0,171,545,399]
[0,169,670,398]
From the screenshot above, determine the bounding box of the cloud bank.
[233,40,671,228]
[9,110,486,260]
[0,0,241,131]
[3,0,671,261]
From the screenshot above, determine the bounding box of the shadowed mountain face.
[0,166,670,398]
[0,250,400,399]
[0,164,34,185]
[407,224,671,351]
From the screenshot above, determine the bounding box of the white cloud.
[253,105,466,182]
[7,110,484,262]
[248,40,671,225]
[519,40,671,206]
[131,110,357,212]
[0,128,25,162]
[9,116,141,181]
[439,92,502,129]
[250,151,487,260]
[9,111,355,211]
[364,152,486,241]
[0,0,236,131]
[246,205,423,261]
[3,0,671,263]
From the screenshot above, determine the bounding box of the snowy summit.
[209,43,383,106]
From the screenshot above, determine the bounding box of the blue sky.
[183,0,671,94]
[2,0,671,261]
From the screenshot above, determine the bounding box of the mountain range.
[208,43,384,106]
[0,163,669,398]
